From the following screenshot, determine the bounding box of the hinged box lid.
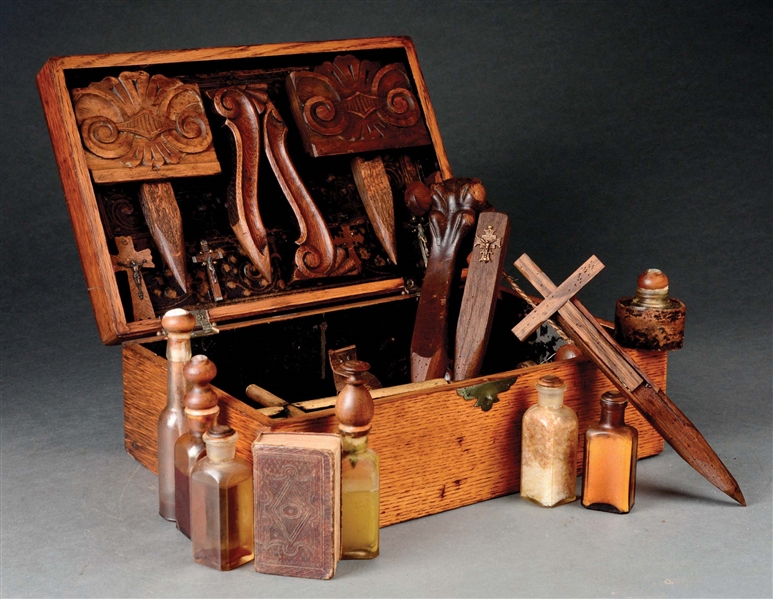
[38,37,452,344]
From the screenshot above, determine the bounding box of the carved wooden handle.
[409,178,487,382]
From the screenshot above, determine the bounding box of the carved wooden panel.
[286,55,432,157]
[71,71,220,183]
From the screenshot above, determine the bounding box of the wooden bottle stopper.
[335,360,375,435]
[614,269,685,351]
[554,343,584,361]
[183,355,219,428]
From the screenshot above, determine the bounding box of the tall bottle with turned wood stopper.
[582,390,638,514]
[336,360,379,559]
[190,425,254,570]
[158,309,196,521]
[174,355,220,539]
[520,375,578,507]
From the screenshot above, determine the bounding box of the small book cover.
[252,432,341,580]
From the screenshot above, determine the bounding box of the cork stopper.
[162,308,197,335]
[205,424,235,439]
[554,344,583,361]
[183,355,218,411]
[600,389,628,406]
[536,375,566,389]
[633,269,670,308]
[335,360,375,435]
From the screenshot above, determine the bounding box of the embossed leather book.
[252,432,341,580]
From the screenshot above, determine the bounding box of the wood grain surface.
[123,341,666,527]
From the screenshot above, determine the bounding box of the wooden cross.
[111,236,155,321]
[192,241,225,302]
[511,253,745,505]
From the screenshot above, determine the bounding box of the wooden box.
[38,37,665,527]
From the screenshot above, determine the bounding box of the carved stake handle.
[408,178,487,382]
[208,86,273,282]
[453,212,511,381]
[72,71,222,294]
[513,254,745,506]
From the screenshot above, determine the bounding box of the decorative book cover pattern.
[254,445,336,579]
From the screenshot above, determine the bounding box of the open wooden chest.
[38,36,665,527]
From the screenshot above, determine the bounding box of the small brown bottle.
[520,375,579,507]
[174,355,219,539]
[582,390,639,514]
[158,309,196,521]
[336,361,380,560]
[190,425,254,570]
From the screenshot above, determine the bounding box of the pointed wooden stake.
[351,156,398,264]
[512,253,745,505]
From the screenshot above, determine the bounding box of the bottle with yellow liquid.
[582,389,639,514]
[336,360,379,560]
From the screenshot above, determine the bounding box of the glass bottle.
[190,425,254,570]
[520,375,579,507]
[158,309,196,521]
[582,389,639,514]
[336,360,379,560]
[174,355,219,539]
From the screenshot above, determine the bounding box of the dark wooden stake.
[453,212,511,380]
[512,253,745,506]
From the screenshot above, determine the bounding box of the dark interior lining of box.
[62,47,440,323]
[143,292,562,410]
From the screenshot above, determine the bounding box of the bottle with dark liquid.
[174,355,219,539]
[190,425,254,570]
[336,361,379,560]
[582,390,639,514]
[158,309,196,521]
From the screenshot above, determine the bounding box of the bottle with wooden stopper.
[158,308,196,521]
[615,269,685,351]
[190,425,254,570]
[174,355,220,539]
[336,360,379,560]
[520,375,579,507]
[582,390,639,514]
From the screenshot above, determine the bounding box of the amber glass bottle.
[174,355,219,539]
[336,361,379,560]
[582,390,639,514]
[190,426,254,570]
[520,375,579,507]
[158,309,196,521]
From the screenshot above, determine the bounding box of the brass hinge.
[456,375,518,412]
[189,309,219,337]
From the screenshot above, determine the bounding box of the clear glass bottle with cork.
[158,308,196,521]
[582,389,638,514]
[520,374,579,507]
[336,360,379,560]
[190,425,254,570]
[174,355,220,539]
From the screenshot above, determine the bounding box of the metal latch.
[456,375,518,412]
[190,309,219,337]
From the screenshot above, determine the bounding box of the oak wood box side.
[124,340,666,528]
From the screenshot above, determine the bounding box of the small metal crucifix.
[111,236,156,321]
[192,241,225,302]
[474,225,501,263]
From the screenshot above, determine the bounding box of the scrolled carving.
[287,55,432,156]
[72,71,219,182]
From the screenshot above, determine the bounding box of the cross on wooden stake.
[511,253,745,506]
[192,241,225,302]
[111,236,155,321]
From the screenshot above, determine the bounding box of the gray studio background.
[1,1,770,597]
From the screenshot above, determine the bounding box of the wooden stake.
[453,212,511,380]
[351,156,398,264]
[513,253,745,505]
